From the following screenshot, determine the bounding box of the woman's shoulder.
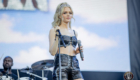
[49,27,55,35]
[50,26,57,32]
[49,28,53,33]
[49,26,60,33]
[50,26,60,30]
[50,27,55,31]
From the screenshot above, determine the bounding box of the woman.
[49,2,84,80]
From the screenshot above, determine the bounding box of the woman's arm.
[74,30,83,55]
[49,28,59,56]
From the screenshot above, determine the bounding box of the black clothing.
[53,54,83,80]
[1,70,17,80]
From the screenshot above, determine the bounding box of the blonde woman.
[49,2,84,80]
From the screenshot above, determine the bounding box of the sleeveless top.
[59,30,77,48]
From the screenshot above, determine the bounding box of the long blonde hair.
[52,2,74,28]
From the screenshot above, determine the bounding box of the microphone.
[56,29,66,48]
[77,40,84,61]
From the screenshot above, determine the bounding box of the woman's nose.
[67,13,70,15]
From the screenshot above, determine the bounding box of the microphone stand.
[58,37,61,80]
[56,30,66,80]
[6,68,12,80]
[6,68,9,78]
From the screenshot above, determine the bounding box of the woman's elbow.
[51,54,55,56]
[49,49,55,56]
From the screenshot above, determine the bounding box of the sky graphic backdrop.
[0,0,129,72]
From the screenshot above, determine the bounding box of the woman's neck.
[60,22,69,29]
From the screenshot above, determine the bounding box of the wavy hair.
[52,2,74,28]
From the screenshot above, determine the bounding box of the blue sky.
[0,0,129,72]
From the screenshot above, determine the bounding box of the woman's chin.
[67,20,71,22]
[63,21,70,23]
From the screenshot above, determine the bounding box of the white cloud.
[73,26,118,50]
[49,0,127,23]
[0,14,46,43]
[14,46,53,64]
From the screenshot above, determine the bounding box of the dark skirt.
[53,54,83,80]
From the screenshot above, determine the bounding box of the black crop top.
[59,30,77,48]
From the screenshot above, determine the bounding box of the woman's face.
[61,7,73,23]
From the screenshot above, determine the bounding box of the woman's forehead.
[63,7,72,11]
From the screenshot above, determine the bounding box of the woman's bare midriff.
[56,45,76,56]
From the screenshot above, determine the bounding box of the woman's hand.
[75,46,83,54]
[54,27,60,41]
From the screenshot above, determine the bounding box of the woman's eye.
[63,12,72,14]
[63,12,67,14]
[69,12,72,14]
